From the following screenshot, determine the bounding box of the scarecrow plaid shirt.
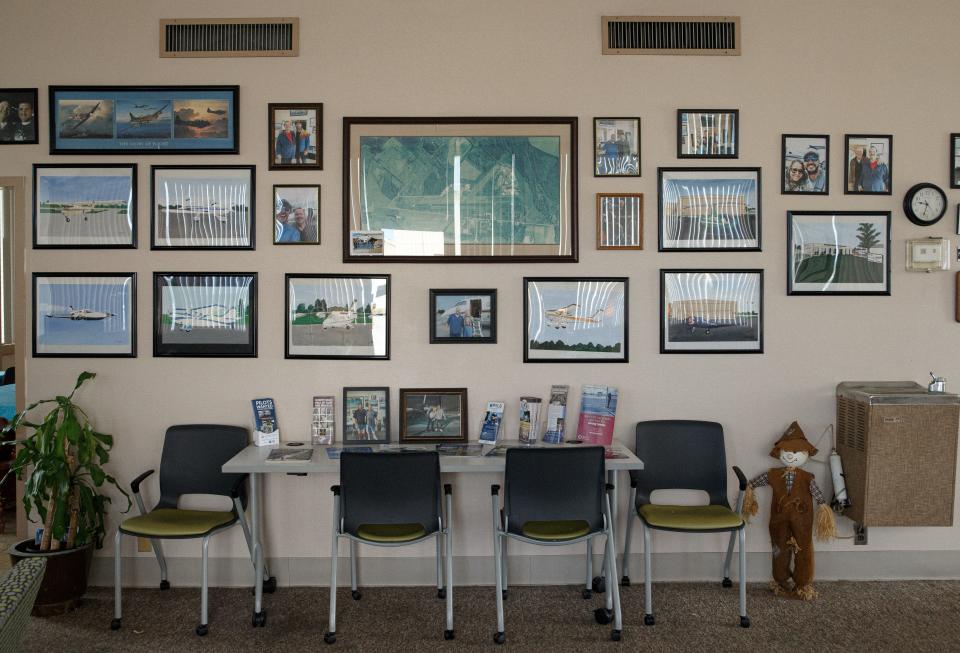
[749,469,827,506]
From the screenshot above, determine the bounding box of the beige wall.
[4,0,960,581]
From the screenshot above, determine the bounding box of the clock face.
[904,183,947,226]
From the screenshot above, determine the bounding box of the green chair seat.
[356,523,426,543]
[521,519,590,541]
[120,508,236,538]
[639,504,743,531]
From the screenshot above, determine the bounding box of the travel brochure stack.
[518,397,542,445]
[312,396,335,445]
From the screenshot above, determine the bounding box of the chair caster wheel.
[252,610,266,627]
[110,618,122,631]
[620,576,631,587]
[263,577,277,594]
[740,616,751,628]
[592,576,606,593]
[582,589,592,599]
[611,629,622,642]
[437,588,446,599]
[444,629,455,640]
[722,577,732,588]
[643,614,655,626]
[501,589,508,600]
[324,631,336,644]
[196,624,208,636]
[351,590,362,601]
[493,631,506,645]
[594,608,613,625]
[159,580,170,591]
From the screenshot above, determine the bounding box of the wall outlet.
[854,524,868,545]
[137,537,152,553]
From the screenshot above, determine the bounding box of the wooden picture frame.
[343,387,390,444]
[268,103,323,170]
[399,388,468,444]
[596,193,643,249]
[593,117,640,177]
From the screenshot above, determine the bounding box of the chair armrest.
[490,484,500,495]
[443,483,452,495]
[732,466,747,491]
[130,469,155,494]
[229,474,248,499]
[331,485,341,496]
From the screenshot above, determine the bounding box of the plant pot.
[8,539,94,616]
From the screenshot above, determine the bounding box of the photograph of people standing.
[781,135,829,195]
[845,135,892,195]
[0,89,38,145]
[273,185,321,245]
[268,103,323,170]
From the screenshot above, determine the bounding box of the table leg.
[251,472,265,626]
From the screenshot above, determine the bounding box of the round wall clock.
[903,182,947,226]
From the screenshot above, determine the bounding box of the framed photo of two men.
[269,103,322,170]
[0,88,38,144]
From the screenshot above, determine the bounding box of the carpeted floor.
[23,580,960,652]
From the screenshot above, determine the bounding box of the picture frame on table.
[285,274,390,360]
[844,134,892,195]
[782,134,829,195]
[429,289,497,344]
[660,269,763,354]
[523,277,628,363]
[0,88,38,144]
[787,211,891,295]
[48,85,238,154]
[343,387,390,444]
[658,167,761,251]
[593,117,640,177]
[153,272,257,357]
[150,165,255,250]
[677,109,738,158]
[274,184,320,245]
[33,163,137,248]
[951,134,960,189]
[268,103,322,170]
[33,272,136,358]
[399,388,468,444]
[343,116,578,262]
[596,193,643,249]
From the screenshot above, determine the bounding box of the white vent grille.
[602,16,740,56]
[160,18,299,58]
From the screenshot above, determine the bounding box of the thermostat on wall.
[906,238,950,272]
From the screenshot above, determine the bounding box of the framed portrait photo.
[151,165,255,250]
[0,88,38,144]
[845,134,892,195]
[33,273,136,358]
[596,193,642,249]
[33,164,136,248]
[782,134,829,195]
[658,167,761,251]
[524,277,628,363]
[268,103,322,170]
[274,185,320,245]
[343,387,390,444]
[950,134,960,189]
[153,272,257,357]
[285,274,390,359]
[677,109,738,158]
[788,211,891,295]
[399,388,468,444]
[660,269,763,354]
[593,117,640,177]
[429,289,497,344]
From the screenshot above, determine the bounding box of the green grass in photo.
[794,254,883,284]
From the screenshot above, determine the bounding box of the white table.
[223,441,644,625]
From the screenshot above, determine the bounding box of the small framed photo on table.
[343,387,390,444]
[274,185,320,245]
[429,289,497,343]
[593,117,640,177]
[269,103,322,170]
[677,109,738,158]
[0,88,38,144]
[596,193,642,249]
[399,388,468,444]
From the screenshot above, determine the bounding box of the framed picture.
[33,273,136,358]
[153,273,257,357]
[951,134,960,189]
[677,109,738,158]
[787,211,891,295]
[49,85,238,154]
[523,277,628,363]
[782,134,829,195]
[343,117,578,262]
[0,88,38,144]
[429,289,497,343]
[343,387,390,444]
[399,388,468,444]
[845,134,892,194]
[658,167,761,251]
[274,185,320,245]
[596,193,643,249]
[268,103,322,170]
[660,269,763,354]
[33,164,137,248]
[285,274,390,359]
[593,117,640,177]
[151,165,255,250]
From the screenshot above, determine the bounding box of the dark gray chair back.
[157,424,249,510]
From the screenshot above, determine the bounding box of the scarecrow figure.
[743,421,836,600]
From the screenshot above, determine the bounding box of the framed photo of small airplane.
[429,289,497,344]
[33,272,136,357]
[151,165,255,250]
[523,277,628,363]
[153,272,257,357]
[285,274,391,360]
[33,164,137,248]
[399,388,468,444]
[660,269,763,354]
[48,85,238,155]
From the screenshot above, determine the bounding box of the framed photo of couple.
[845,134,892,195]
[782,134,829,195]
[343,387,390,444]
[399,388,468,444]
[269,103,322,170]
[429,289,497,344]
[274,185,320,245]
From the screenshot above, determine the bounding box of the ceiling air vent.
[602,16,740,56]
[160,18,299,58]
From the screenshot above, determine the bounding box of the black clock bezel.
[903,182,947,226]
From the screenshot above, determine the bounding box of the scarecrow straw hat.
[769,421,818,459]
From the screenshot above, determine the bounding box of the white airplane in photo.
[59,201,105,222]
[170,305,240,332]
[320,300,359,329]
[46,305,115,321]
[180,199,231,222]
[543,304,602,329]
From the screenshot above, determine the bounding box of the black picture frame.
[150,165,255,250]
[285,274,391,360]
[0,88,39,145]
[660,269,763,354]
[33,272,137,358]
[844,134,892,195]
[399,388,469,444]
[523,277,629,363]
[32,163,137,249]
[428,289,497,344]
[273,184,321,245]
[268,103,323,171]
[781,134,830,195]
[342,387,390,444]
[677,109,739,159]
[152,272,257,357]
[593,117,641,177]
[950,133,960,190]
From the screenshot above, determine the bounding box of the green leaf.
[90,466,105,486]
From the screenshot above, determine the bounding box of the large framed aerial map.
[343,117,578,262]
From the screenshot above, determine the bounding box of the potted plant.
[3,371,128,615]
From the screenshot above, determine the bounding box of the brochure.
[542,385,569,444]
[312,396,335,445]
[479,401,505,445]
[325,446,374,459]
[576,385,618,446]
[251,398,280,446]
[518,396,542,445]
[266,447,313,463]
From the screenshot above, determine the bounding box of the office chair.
[621,420,749,628]
[491,446,622,644]
[325,451,453,644]
[111,424,275,636]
